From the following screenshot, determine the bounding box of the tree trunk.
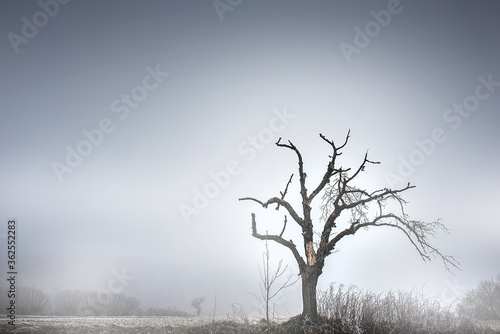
[301,266,320,319]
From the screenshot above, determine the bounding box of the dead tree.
[191,296,205,316]
[239,131,460,319]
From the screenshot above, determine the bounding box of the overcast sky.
[1,0,500,315]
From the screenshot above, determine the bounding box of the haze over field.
[1,0,500,315]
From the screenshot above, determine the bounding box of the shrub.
[17,286,49,315]
[457,275,500,321]
[314,283,498,334]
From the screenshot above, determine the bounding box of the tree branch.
[250,213,306,271]
[345,151,380,185]
[279,215,287,238]
[276,174,294,210]
[306,131,350,206]
[322,183,415,233]
[325,213,460,273]
[276,138,308,212]
[239,197,304,227]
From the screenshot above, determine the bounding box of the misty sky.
[1,0,500,315]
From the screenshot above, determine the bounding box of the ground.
[0,316,280,334]
[1,316,500,334]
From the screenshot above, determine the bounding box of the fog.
[1,0,500,316]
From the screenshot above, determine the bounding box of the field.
[0,316,223,334]
[1,316,500,334]
[0,316,287,334]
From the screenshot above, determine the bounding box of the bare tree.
[191,296,205,316]
[256,232,298,331]
[240,131,459,319]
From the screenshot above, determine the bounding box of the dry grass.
[310,283,500,334]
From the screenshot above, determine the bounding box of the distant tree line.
[0,286,203,317]
[145,306,193,317]
[52,289,141,316]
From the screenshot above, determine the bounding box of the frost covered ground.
[2,316,499,333]
[0,316,219,333]
[0,315,285,333]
